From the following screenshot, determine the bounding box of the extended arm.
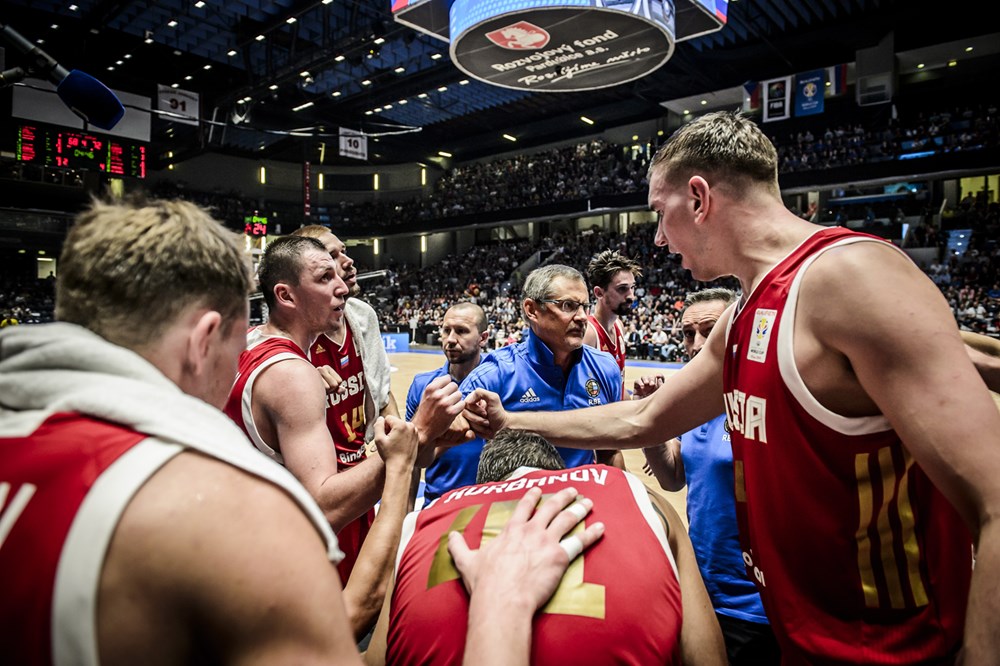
[341,416,417,639]
[464,314,730,449]
[806,243,1000,663]
[647,490,726,666]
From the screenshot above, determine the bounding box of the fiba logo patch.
[485,21,550,50]
[747,308,777,363]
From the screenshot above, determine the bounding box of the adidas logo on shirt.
[519,388,541,403]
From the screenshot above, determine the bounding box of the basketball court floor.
[386,347,690,525]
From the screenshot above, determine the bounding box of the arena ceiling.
[1,0,995,170]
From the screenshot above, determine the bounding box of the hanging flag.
[794,69,824,117]
[742,80,760,113]
[762,76,791,123]
[825,64,848,97]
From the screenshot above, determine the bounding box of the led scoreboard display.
[244,214,268,237]
[16,124,147,179]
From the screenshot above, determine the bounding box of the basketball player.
[406,302,490,504]
[640,288,780,664]
[582,249,642,469]
[365,429,726,666]
[464,111,1000,663]
[291,225,399,582]
[224,235,462,637]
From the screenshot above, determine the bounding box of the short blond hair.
[56,197,254,350]
[292,224,331,241]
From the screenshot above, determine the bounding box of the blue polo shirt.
[406,361,489,505]
[461,331,622,470]
[680,414,769,624]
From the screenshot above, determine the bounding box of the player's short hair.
[521,264,585,318]
[477,429,566,484]
[55,197,253,351]
[257,235,327,310]
[684,287,738,309]
[648,111,779,196]
[447,301,488,334]
[586,250,642,290]
[291,224,332,241]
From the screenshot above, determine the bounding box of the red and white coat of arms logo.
[485,21,550,50]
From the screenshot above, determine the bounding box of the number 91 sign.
[157,85,200,126]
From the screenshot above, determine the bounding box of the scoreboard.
[244,214,268,237]
[16,124,146,179]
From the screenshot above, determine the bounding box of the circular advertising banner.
[450,0,676,92]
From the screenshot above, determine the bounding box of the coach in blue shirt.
[456,265,622,491]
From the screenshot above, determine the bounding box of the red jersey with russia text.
[387,465,682,666]
[724,227,972,664]
[223,329,306,463]
[0,413,145,666]
[311,326,373,582]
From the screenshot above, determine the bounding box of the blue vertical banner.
[794,69,824,117]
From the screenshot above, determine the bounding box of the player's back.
[387,465,682,665]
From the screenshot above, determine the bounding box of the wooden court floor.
[386,349,690,526]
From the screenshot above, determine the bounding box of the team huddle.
[2,112,998,665]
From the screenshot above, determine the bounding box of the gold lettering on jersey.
[0,482,37,549]
[427,497,606,618]
[723,390,767,443]
[854,448,929,610]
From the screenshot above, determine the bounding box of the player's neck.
[261,319,314,356]
[324,319,347,346]
[592,303,618,334]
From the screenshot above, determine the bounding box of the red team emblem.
[485,21,550,50]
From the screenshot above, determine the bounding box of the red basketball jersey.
[724,227,972,663]
[224,328,306,463]
[0,413,145,665]
[587,315,627,373]
[311,327,367,470]
[310,326,373,582]
[387,465,682,666]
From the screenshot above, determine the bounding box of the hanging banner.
[794,69,824,117]
[157,84,199,126]
[339,127,368,160]
[762,76,791,123]
[303,161,312,218]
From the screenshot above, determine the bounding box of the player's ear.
[273,282,294,308]
[689,176,710,220]
[593,286,604,300]
[187,309,223,376]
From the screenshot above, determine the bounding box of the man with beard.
[582,250,642,469]
[291,225,400,583]
[406,302,490,505]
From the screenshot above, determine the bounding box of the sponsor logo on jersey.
[519,387,541,403]
[485,21,550,50]
[338,447,366,465]
[747,308,777,363]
